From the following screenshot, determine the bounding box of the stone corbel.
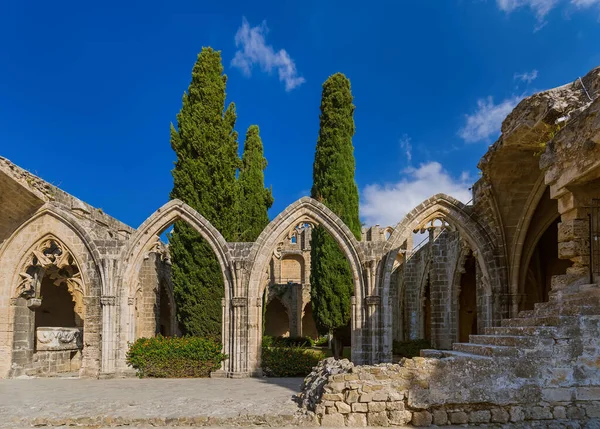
[127,297,135,305]
[27,297,42,309]
[365,295,381,306]
[100,295,117,306]
[231,297,247,307]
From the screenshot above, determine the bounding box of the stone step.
[517,310,535,318]
[501,316,562,327]
[468,334,537,348]
[452,342,519,357]
[439,350,494,361]
[483,325,557,337]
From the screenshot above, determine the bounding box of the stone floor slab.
[0,377,309,427]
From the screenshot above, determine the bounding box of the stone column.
[100,295,117,377]
[553,189,592,291]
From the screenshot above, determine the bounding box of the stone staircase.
[423,283,600,360]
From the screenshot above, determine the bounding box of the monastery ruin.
[1,66,600,425]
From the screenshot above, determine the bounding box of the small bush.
[126,335,226,378]
[262,335,314,348]
[392,339,431,358]
[261,346,325,377]
[314,335,329,347]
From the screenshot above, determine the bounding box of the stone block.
[584,404,600,418]
[388,390,404,401]
[352,402,368,413]
[346,413,367,427]
[388,410,412,426]
[542,388,574,402]
[553,406,566,419]
[510,406,525,422]
[577,387,600,401]
[372,391,388,402]
[359,393,373,403]
[336,401,351,414]
[321,413,345,427]
[367,411,389,427]
[449,411,468,424]
[411,411,432,427]
[567,406,586,420]
[526,406,553,420]
[386,401,404,411]
[432,409,448,425]
[469,410,491,423]
[345,390,359,404]
[329,382,346,393]
[368,402,387,412]
[491,408,509,423]
[323,393,345,401]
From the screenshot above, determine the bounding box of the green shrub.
[392,339,431,358]
[126,335,226,378]
[314,335,329,347]
[261,346,325,377]
[262,335,314,348]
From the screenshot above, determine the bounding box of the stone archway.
[382,194,504,338]
[0,206,103,378]
[246,197,367,372]
[116,199,233,374]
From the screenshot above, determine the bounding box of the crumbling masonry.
[1,65,600,424]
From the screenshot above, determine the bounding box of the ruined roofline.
[0,155,134,234]
[478,65,600,174]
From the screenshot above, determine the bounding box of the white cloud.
[496,0,559,20]
[231,17,305,91]
[360,162,472,227]
[514,69,539,84]
[399,134,412,163]
[458,95,523,143]
[495,0,600,24]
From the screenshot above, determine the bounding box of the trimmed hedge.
[392,339,431,358]
[261,346,325,377]
[262,335,314,348]
[126,335,226,378]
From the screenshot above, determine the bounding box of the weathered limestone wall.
[303,289,600,426]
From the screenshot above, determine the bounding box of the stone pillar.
[553,190,592,291]
[100,295,117,377]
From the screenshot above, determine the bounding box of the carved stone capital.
[365,295,380,306]
[9,297,18,306]
[127,297,135,305]
[231,297,247,307]
[101,295,117,306]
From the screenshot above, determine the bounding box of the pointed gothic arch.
[382,194,505,332]
[246,197,368,369]
[116,199,233,373]
[0,206,103,378]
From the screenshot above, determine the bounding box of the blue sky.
[1,0,600,229]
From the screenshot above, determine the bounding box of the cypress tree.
[169,47,240,338]
[238,125,274,242]
[310,73,361,357]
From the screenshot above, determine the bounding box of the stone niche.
[36,327,83,351]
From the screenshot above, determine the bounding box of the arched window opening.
[264,298,290,337]
[423,274,431,342]
[302,302,318,339]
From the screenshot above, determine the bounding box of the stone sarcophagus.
[36,327,83,351]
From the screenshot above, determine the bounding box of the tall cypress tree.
[238,125,273,242]
[169,47,239,338]
[310,73,361,357]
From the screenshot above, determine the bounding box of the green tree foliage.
[238,125,273,242]
[310,73,361,356]
[169,47,240,338]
